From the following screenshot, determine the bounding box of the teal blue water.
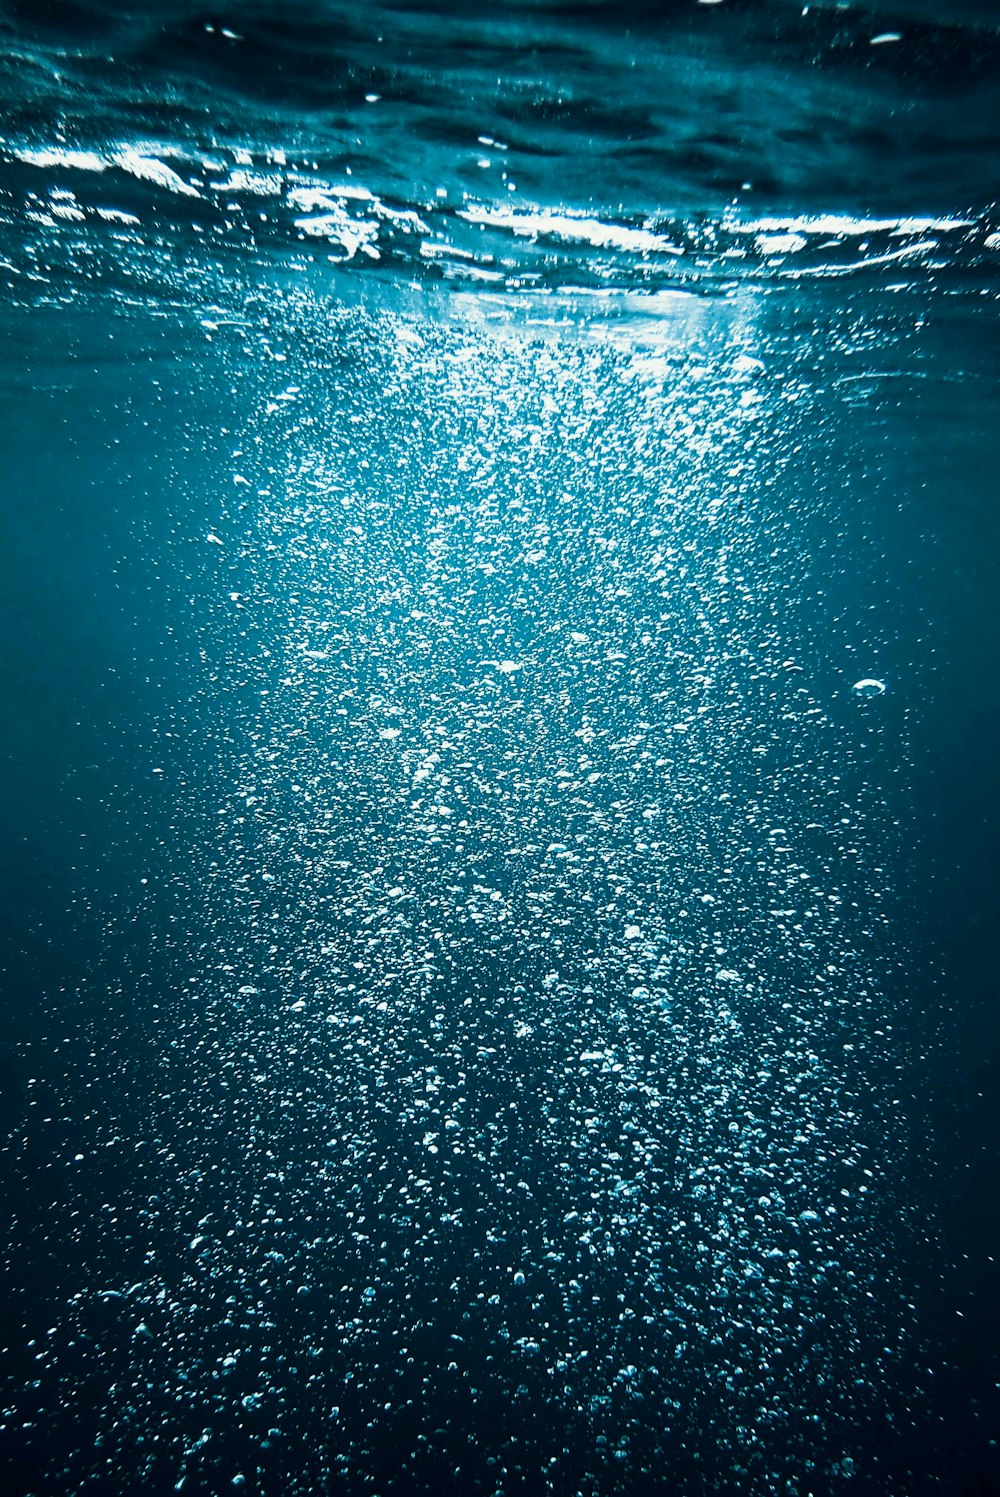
[1,4,998,1494]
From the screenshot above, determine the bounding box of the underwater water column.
[1,3,998,1495]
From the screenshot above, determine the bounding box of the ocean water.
[0,3,998,1495]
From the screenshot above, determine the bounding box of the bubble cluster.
[1,273,922,1496]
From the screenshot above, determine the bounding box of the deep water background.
[1,3,998,1495]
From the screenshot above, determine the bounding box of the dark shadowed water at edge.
[0,2,998,1495]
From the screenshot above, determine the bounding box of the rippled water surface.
[1,3,998,1495]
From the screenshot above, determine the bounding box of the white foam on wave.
[113,148,201,198]
[14,146,107,173]
[458,204,684,257]
[736,213,973,238]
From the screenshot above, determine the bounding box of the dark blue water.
[1,3,998,1494]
